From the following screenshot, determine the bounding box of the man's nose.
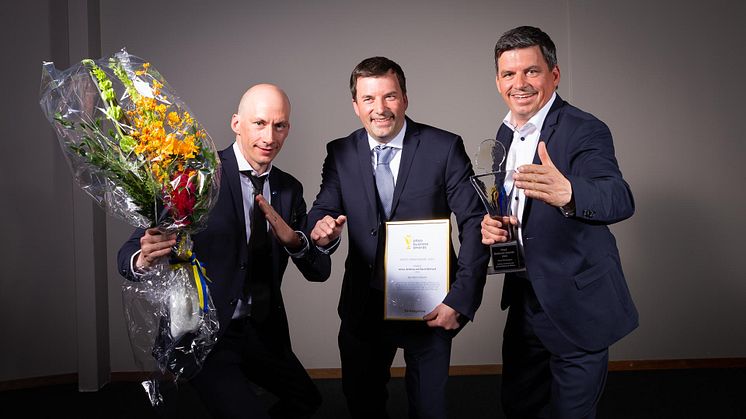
[373,97,387,114]
[263,126,276,143]
[514,72,528,87]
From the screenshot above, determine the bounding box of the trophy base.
[487,240,526,275]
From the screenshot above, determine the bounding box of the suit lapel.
[535,95,564,164]
[356,130,380,222]
[267,170,284,280]
[220,147,248,242]
[524,96,565,225]
[268,171,284,221]
[391,119,419,217]
[496,123,513,170]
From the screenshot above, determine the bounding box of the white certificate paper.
[384,219,450,320]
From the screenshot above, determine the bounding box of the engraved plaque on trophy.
[469,139,526,274]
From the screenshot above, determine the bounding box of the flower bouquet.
[39,49,220,405]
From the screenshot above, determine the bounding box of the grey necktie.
[374,145,395,218]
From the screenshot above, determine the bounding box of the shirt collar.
[232,141,272,177]
[368,119,407,151]
[502,92,557,134]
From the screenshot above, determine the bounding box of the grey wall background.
[2,0,745,386]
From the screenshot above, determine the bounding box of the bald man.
[118,84,330,418]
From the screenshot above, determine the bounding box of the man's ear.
[552,65,561,89]
[230,113,240,135]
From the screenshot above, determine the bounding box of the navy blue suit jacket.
[118,146,330,344]
[498,96,638,351]
[308,118,489,331]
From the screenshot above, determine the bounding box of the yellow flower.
[167,112,181,126]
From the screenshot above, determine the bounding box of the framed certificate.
[384,219,450,320]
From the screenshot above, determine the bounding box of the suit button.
[370,229,377,236]
[240,263,247,270]
[230,299,238,306]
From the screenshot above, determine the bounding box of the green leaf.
[53,113,73,129]
[120,135,136,153]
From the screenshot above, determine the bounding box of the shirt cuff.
[559,195,576,217]
[315,236,341,255]
[285,231,310,258]
[130,250,151,277]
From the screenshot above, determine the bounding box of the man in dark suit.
[118,84,329,419]
[308,57,489,419]
[481,26,638,419]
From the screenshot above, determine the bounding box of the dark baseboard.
[2,358,744,390]
[607,358,746,371]
[308,357,746,379]
[0,373,78,392]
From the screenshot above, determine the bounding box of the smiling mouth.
[372,116,393,124]
[511,92,536,99]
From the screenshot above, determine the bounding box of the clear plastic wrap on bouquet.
[39,49,221,405]
[121,232,219,404]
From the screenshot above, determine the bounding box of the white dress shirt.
[502,92,557,244]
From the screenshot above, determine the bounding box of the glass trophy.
[469,139,526,275]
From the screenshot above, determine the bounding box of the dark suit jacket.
[308,118,489,331]
[118,146,330,345]
[498,96,638,352]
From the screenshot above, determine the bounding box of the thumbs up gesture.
[513,141,573,207]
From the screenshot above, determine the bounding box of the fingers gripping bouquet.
[39,49,220,403]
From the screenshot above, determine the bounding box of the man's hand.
[514,141,572,207]
[255,194,301,249]
[423,303,461,330]
[310,215,347,247]
[136,228,177,269]
[481,214,517,245]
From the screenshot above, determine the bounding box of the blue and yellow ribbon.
[186,250,210,313]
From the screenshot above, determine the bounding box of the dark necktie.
[241,170,271,322]
[374,145,395,219]
[245,172,268,250]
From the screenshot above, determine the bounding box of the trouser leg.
[339,323,397,419]
[400,328,452,419]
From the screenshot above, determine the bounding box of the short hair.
[494,26,557,72]
[349,56,407,100]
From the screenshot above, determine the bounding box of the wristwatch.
[286,230,309,257]
[295,230,309,250]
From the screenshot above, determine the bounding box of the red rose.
[165,169,197,226]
